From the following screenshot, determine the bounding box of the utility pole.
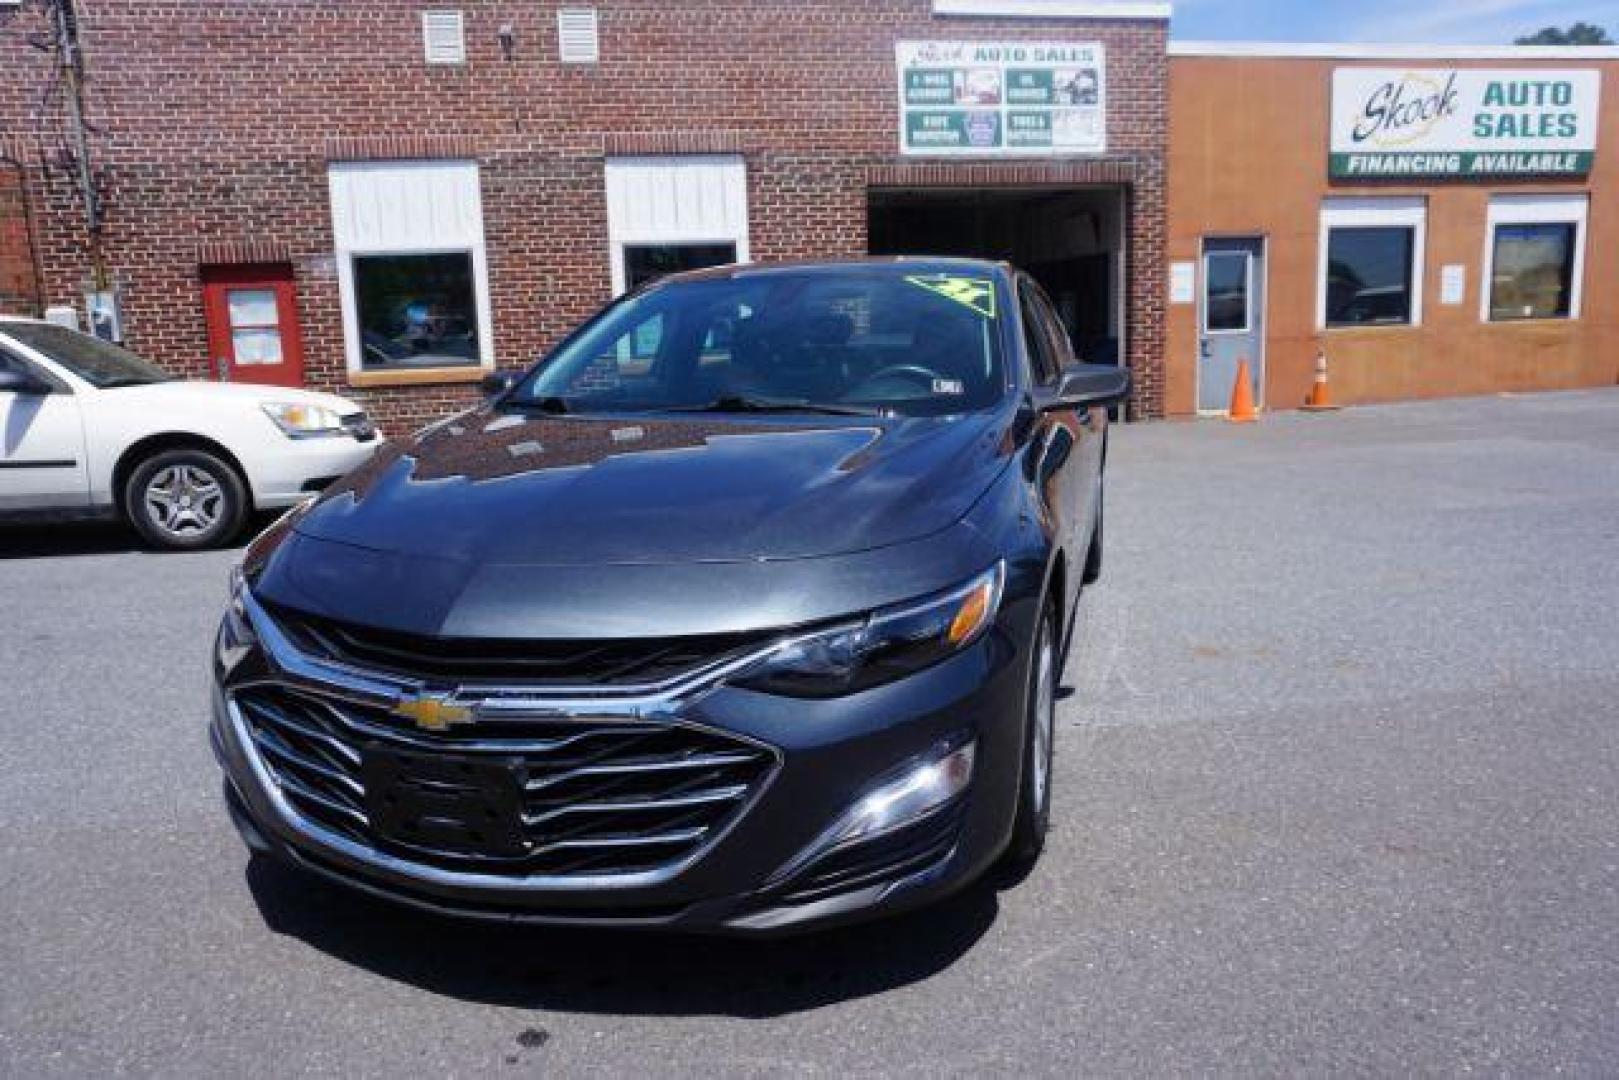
[47,0,105,289]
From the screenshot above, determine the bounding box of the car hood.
[110,379,361,414]
[292,406,1016,566]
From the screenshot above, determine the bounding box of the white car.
[0,317,381,550]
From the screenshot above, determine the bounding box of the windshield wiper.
[666,394,883,417]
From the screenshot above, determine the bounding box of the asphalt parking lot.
[3,389,1618,1076]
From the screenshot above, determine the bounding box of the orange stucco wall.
[1166,55,1619,415]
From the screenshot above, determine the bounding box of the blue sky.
[1170,0,1618,43]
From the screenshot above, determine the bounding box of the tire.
[125,447,249,551]
[1081,477,1105,585]
[998,594,1058,879]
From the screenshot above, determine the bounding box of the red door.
[201,264,306,388]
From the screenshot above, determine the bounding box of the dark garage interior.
[867,186,1125,367]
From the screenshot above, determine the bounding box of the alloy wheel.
[143,464,225,538]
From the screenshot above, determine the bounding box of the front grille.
[234,684,775,878]
[264,601,774,689]
[339,412,377,442]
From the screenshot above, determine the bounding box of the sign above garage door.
[1330,68,1601,179]
[896,41,1107,156]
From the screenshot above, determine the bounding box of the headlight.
[261,401,346,439]
[734,562,1005,697]
[218,565,258,667]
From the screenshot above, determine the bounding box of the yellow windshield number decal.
[904,275,997,318]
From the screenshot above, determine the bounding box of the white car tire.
[125,447,249,551]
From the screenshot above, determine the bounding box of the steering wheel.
[854,363,944,392]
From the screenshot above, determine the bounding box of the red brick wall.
[0,1,1168,429]
[0,162,38,315]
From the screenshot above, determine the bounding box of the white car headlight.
[261,401,346,439]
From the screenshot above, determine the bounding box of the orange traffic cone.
[1301,350,1340,411]
[1227,358,1257,424]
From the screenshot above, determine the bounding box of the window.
[1484,195,1588,323]
[605,156,749,296]
[0,322,170,388]
[328,160,493,380]
[624,243,737,291]
[512,267,1005,417]
[1203,251,1250,332]
[1318,197,1426,330]
[1018,281,1059,385]
[354,253,480,366]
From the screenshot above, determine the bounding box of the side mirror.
[0,368,51,396]
[1040,363,1130,412]
[480,370,520,398]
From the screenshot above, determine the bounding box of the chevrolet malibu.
[0,317,379,549]
[211,259,1128,934]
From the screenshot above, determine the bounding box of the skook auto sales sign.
[1330,68,1601,178]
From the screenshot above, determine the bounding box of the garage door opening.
[868,186,1125,367]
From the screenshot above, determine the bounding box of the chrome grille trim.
[226,590,785,890]
[238,585,852,708]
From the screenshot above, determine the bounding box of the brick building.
[0,0,1171,429]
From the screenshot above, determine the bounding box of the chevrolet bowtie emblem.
[391,693,474,732]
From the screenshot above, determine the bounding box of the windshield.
[0,323,175,388]
[510,268,1007,417]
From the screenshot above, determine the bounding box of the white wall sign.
[1330,68,1601,179]
[897,41,1106,156]
[1169,261,1195,304]
[1440,264,1466,306]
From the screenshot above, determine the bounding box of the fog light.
[832,741,975,847]
[768,739,975,889]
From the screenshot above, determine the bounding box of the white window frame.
[1201,249,1252,335]
[604,156,750,296]
[1481,194,1588,324]
[327,160,495,378]
[1317,196,1427,331]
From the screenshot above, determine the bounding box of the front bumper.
[210,590,1035,936]
[245,433,381,510]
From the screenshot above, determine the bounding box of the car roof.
[643,256,1018,289]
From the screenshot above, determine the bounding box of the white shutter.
[557,7,600,64]
[604,156,750,295]
[421,10,466,65]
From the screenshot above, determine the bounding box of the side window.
[1017,282,1060,386]
[1028,282,1075,370]
[0,347,59,392]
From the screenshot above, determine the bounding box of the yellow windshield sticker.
[904,274,997,318]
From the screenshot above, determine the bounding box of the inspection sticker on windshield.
[932,378,965,396]
[904,274,997,318]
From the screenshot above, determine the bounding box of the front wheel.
[998,595,1057,878]
[125,448,249,551]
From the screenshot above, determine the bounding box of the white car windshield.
[2,323,175,388]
